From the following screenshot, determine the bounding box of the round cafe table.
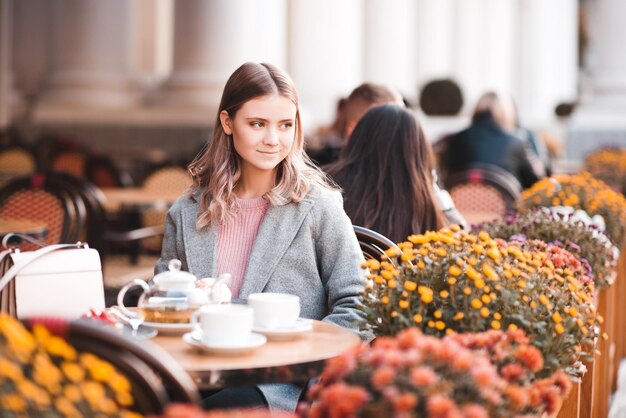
[150,320,361,390]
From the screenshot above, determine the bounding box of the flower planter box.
[556,381,580,418]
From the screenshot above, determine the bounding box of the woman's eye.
[281,122,294,129]
[251,121,264,128]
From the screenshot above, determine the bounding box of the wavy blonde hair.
[188,62,334,228]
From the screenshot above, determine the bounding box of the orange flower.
[515,346,544,373]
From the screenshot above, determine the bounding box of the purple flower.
[509,234,527,243]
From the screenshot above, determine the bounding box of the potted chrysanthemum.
[360,226,599,379]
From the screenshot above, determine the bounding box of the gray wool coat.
[155,185,369,411]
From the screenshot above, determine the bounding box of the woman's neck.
[236,167,276,198]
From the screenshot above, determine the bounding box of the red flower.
[371,366,396,388]
[461,404,489,418]
[501,363,526,382]
[426,394,462,418]
[393,392,418,412]
[515,345,544,373]
[505,385,529,411]
[410,366,438,387]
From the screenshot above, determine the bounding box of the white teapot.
[117,259,210,324]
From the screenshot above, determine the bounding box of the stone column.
[363,0,417,100]
[415,0,454,91]
[567,0,626,161]
[0,0,12,127]
[159,0,287,113]
[12,0,50,103]
[287,0,363,130]
[449,0,517,113]
[36,0,139,109]
[517,0,578,127]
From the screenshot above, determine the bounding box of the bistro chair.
[353,225,398,261]
[0,173,86,249]
[139,165,191,252]
[443,163,522,225]
[0,146,37,187]
[86,154,134,188]
[25,317,199,415]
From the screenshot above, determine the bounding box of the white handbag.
[0,234,105,319]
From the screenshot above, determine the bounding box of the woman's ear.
[220,110,233,135]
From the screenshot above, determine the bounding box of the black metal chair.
[353,225,398,260]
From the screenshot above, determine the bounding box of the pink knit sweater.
[216,196,269,297]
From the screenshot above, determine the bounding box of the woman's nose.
[263,127,279,145]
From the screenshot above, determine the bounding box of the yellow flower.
[449,265,462,276]
[491,320,501,330]
[388,280,397,289]
[439,290,449,298]
[404,281,417,292]
[539,294,549,305]
[480,307,490,318]
[0,394,26,412]
[55,396,80,418]
[62,362,85,383]
[552,312,563,323]
[18,380,51,407]
[0,358,25,381]
[399,300,409,309]
[381,296,389,304]
[471,299,483,309]
[384,247,401,258]
[555,324,565,334]
[435,321,446,330]
[453,312,464,321]
[413,314,423,323]
[433,310,442,319]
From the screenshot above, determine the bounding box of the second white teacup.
[248,293,300,329]
[190,304,253,345]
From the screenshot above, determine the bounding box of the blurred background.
[0,0,624,178]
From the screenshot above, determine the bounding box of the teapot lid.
[152,259,197,290]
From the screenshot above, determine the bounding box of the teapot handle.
[117,279,150,318]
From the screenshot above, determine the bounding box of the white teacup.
[248,293,300,329]
[190,304,253,345]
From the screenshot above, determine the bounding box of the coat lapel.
[239,198,314,297]
[182,202,217,279]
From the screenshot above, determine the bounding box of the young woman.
[325,104,465,243]
[155,62,368,411]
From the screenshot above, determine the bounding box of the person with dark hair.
[325,104,465,243]
[440,91,540,189]
[157,62,368,412]
[308,82,403,166]
[419,78,464,116]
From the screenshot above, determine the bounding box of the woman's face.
[220,94,297,176]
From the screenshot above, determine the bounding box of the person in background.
[308,82,403,166]
[156,62,368,412]
[325,104,466,243]
[440,91,540,189]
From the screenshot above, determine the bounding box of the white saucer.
[143,321,192,335]
[183,331,267,355]
[120,324,158,340]
[252,318,313,340]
